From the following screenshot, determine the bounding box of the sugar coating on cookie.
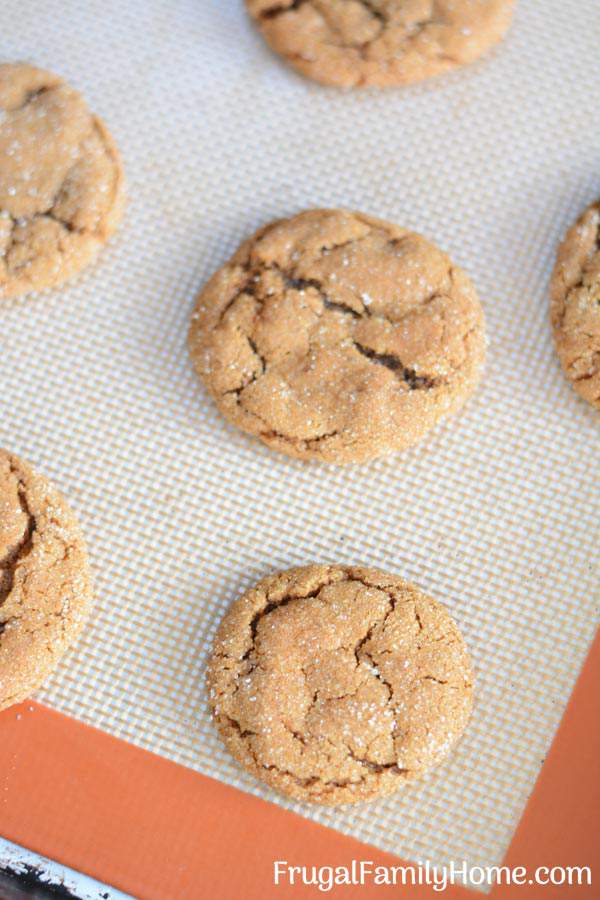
[0,449,93,709]
[208,564,473,805]
[550,200,600,409]
[189,209,486,464]
[0,63,125,298]
[245,0,514,88]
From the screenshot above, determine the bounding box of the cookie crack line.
[243,576,340,657]
[224,241,455,332]
[226,391,343,449]
[260,0,387,46]
[259,0,308,21]
[285,270,371,319]
[238,569,393,668]
[348,749,408,777]
[353,340,437,390]
[243,571,409,658]
[259,424,341,448]
[0,465,37,606]
[358,0,387,27]
[217,259,452,402]
[239,572,410,773]
[1,125,116,267]
[222,711,381,791]
[349,592,419,769]
[215,218,461,344]
[14,84,54,112]
[224,707,409,790]
[217,213,454,334]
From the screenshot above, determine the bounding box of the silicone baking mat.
[1,0,598,883]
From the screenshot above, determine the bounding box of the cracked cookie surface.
[550,200,600,409]
[208,564,473,805]
[0,63,125,299]
[245,0,514,88]
[0,448,93,710]
[189,208,486,463]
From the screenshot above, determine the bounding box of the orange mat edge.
[0,630,598,899]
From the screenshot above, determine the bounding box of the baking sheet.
[1,0,599,885]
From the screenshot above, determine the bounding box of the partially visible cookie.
[245,0,514,88]
[0,449,93,709]
[189,208,486,464]
[208,564,473,805]
[0,63,125,299]
[550,200,600,409]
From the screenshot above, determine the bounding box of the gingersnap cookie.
[208,564,473,805]
[0,63,125,299]
[245,0,514,88]
[550,200,600,409]
[189,209,486,464]
[0,449,93,710]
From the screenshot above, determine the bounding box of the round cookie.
[208,564,473,805]
[550,200,600,409]
[189,208,486,464]
[245,0,514,88]
[0,63,125,299]
[0,448,93,709]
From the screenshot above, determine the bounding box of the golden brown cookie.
[189,209,486,464]
[208,564,473,805]
[550,200,600,409]
[245,0,514,88]
[0,63,125,299]
[0,449,93,710]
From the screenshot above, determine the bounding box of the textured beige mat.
[1,0,599,884]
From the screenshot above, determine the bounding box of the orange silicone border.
[0,630,598,900]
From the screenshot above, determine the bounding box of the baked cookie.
[0,449,93,709]
[189,209,486,464]
[550,200,600,409]
[245,0,514,88]
[208,564,473,805]
[0,63,125,299]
